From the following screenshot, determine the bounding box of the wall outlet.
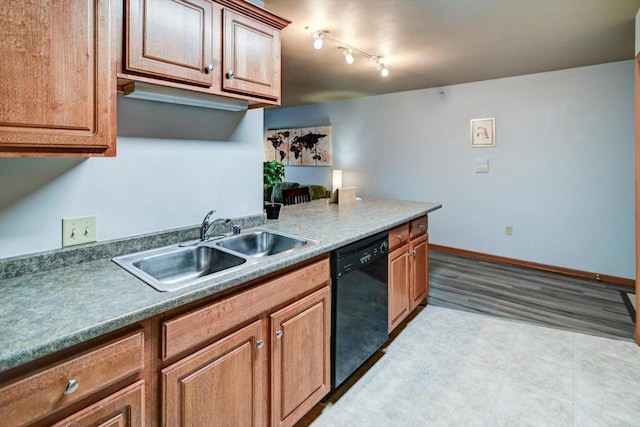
[505,226,513,236]
[62,216,98,247]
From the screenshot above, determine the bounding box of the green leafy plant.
[263,160,285,204]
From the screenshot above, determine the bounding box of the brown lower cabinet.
[161,285,331,427]
[0,329,145,426]
[158,257,331,427]
[271,287,331,427]
[409,232,429,311]
[162,320,265,426]
[52,380,145,426]
[388,243,410,332]
[388,217,429,332]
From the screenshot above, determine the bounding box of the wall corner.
[636,8,640,56]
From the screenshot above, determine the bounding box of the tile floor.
[309,306,640,427]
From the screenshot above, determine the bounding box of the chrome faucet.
[200,210,230,241]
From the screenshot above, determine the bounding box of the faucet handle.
[233,225,241,235]
[202,210,216,227]
[200,210,216,241]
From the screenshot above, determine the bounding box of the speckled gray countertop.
[0,198,441,373]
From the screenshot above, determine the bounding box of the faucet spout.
[200,210,216,241]
[200,210,231,241]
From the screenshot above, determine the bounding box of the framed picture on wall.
[470,118,496,147]
[264,126,332,166]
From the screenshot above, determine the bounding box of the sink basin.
[215,229,312,257]
[113,228,318,292]
[113,245,246,292]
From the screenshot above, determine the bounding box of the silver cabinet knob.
[275,330,283,339]
[398,235,404,241]
[205,64,214,74]
[256,339,264,349]
[418,224,425,229]
[63,379,79,395]
[226,70,234,79]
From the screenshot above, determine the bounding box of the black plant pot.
[265,203,282,220]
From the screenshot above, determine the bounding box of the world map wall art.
[264,126,332,166]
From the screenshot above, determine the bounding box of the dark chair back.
[282,187,311,205]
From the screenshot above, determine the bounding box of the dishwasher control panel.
[334,233,389,278]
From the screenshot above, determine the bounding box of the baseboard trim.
[430,244,635,288]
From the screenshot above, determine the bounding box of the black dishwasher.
[331,231,389,390]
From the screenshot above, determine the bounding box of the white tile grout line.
[486,318,520,426]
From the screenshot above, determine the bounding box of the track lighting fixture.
[312,31,323,50]
[343,48,355,65]
[305,26,389,77]
[375,59,389,77]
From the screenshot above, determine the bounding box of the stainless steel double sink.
[113,229,318,292]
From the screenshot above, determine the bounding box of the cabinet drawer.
[52,380,145,426]
[388,223,410,250]
[162,258,330,360]
[410,216,428,239]
[0,330,144,426]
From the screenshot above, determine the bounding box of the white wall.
[265,61,635,278]
[0,96,264,258]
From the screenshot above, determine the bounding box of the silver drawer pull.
[418,224,425,229]
[397,235,404,241]
[205,64,214,73]
[226,70,234,79]
[275,330,283,339]
[256,339,264,349]
[63,379,79,395]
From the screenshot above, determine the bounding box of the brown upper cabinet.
[222,9,281,100]
[0,0,116,157]
[126,0,222,89]
[0,0,288,158]
[120,0,290,105]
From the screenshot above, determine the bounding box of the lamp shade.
[332,170,343,192]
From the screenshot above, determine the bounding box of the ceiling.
[264,0,640,108]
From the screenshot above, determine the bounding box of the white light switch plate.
[475,158,489,173]
[62,216,98,247]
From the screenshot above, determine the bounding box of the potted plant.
[263,160,286,219]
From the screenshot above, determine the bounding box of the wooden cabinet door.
[162,320,265,427]
[388,245,410,332]
[126,0,221,88]
[222,9,280,101]
[52,381,145,427]
[409,233,429,311]
[271,287,330,427]
[0,0,115,156]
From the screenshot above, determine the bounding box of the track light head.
[375,59,389,77]
[343,49,355,64]
[312,32,323,49]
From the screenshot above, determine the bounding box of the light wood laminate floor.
[428,249,636,341]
